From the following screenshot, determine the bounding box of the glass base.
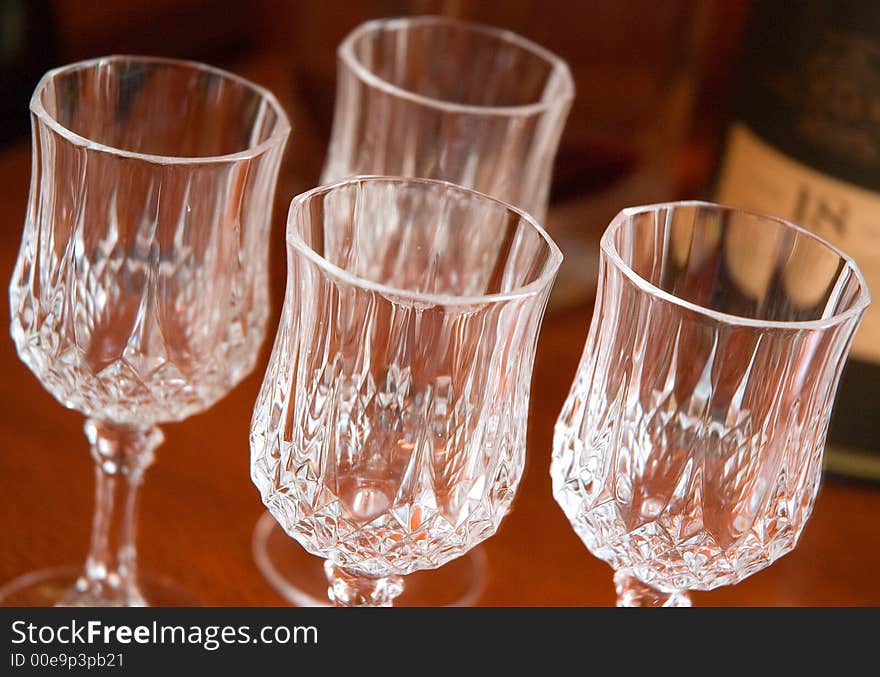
[614,570,692,607]
[252,512,487,606]
[0,566,198,607]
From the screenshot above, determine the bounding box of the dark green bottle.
[715,0,880,479]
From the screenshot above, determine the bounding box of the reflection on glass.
[252,176,561,606]
[552,202,869,606]
[5,56,289,606]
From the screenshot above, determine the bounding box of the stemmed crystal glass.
[551,202,869,607]
[253,13,573,606]
[321,16,574,221]
[251,176,561,607]
[4,56,290,606]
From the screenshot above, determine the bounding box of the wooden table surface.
[1,62,879,607]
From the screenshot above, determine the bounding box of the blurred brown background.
[1,0,750,189]
[1,0,878,605]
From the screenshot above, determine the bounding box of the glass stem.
[614,570,691,607]
[324,561,404,607]
[62,419,163,607]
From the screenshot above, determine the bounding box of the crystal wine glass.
[551,202,869,606]
[322,15,574,220]
[251,176,561,606]
[253,14,573,606]
[4,56,290,606]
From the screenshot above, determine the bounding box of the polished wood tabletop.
[1,58,878,607]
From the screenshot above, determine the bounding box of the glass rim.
[337,15,575,118]
[601,200,871,330]
[29,54,291,165]
[287,175,563,306]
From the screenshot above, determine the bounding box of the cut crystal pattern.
[9,58,288,426]
[4,56,289,607]
[251,178,560,579]
[322,16,574,222]
[551,202,869,594]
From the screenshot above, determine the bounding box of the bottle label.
[716,123,879,362]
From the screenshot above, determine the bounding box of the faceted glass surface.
[551,202,869,597]
[4,56,289,607]
[10,56,290,426]
[251,177,561,579]
[256,16,572,604]
[322,16,574,222]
